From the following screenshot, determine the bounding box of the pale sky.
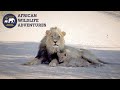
[0,11,120,47]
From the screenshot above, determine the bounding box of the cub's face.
[57,51,67,62]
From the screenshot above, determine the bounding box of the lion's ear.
[46,30,50,35]
[62,31,66,36]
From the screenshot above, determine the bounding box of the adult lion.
[22,27,66,66]
[23,27,108,67]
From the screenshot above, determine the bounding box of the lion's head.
[45,27,66,54]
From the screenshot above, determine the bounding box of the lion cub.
[57,49,90,67]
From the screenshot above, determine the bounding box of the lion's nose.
[54,40,57,43]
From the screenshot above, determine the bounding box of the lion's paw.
[93,63,104,68]
[22,58,41,66]
[49,62,57,67]
[49,59,58,67]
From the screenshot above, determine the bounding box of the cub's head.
[45,27,66,54]
[57,50,69,62]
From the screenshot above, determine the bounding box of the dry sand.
[0,11,120,79]
[0,42,120,79]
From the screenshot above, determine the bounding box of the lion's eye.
[51,36,53,38]
[58,36,60,38]
[64,54,66,56]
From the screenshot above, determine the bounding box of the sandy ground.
[0,11,120,79]
[0,42,120,79]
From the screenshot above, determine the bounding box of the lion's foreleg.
[49,59,58,67]
[22,58,42,66]
[58,61,69,67]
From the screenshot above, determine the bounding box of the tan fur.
[45,27,66,54]
[22,27,103,67]
[22,58,41,66]
[22,27,66,66]
[80,49,102,64]
[64,46,104,66]
[57,49,90,67]
[42,27,66,66]
[49,59,58,67]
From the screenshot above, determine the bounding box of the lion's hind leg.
[81,50,104,67]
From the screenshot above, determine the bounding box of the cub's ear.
[62,31,66,36]
[46,30,50,35]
